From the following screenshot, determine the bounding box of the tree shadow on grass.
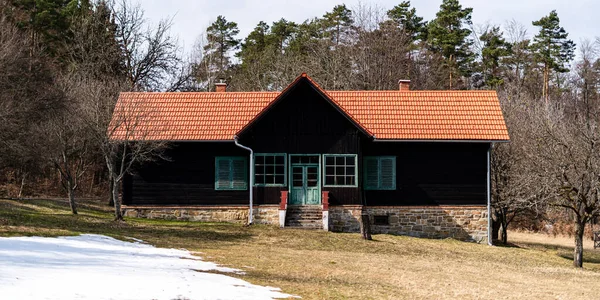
[514,240,600,265]
[0,199,254,249]
[492,240,522,248]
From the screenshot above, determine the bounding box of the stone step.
[284,224,323,230]
[284,206,324,229]
[286,214,322,218]
[286,218,322,223]
[286,213,322,219]
[285,221,323,228]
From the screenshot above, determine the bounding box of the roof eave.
[374,139,510,143]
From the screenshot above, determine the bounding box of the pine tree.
[480,26,512,88]
[268,18,297,54]
[9,0,85,58]
[287,18,321,55]
[427,0,475,89]
[239,21,269,64]
[386,1,427,42]
[530,10,576,103]
[322,4,353,47]
[204,15,240,78]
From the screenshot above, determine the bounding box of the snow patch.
[0,234,296,299]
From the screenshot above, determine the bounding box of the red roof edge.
[235,73,374,138]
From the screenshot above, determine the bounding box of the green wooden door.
[290,165,320,205]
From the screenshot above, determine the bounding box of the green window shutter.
[364,157,379,190]
[231,158,247,189]
[215,157,247,190]
[379,157,396,190]
[364,156,396,190]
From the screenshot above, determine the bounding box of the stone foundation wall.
[122,205,279,225]
[123,204,487,242]
[329,206,363,232]
[329,205,488,242]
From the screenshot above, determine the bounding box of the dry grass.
[1,198,600,299]
[509,230,596,250]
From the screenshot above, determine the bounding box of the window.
[364,156,396,190]
[254,153,286,186]
[373,215,390,225]
[215,157,247,190]
[323,154,357,187]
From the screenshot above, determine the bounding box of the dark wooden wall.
[362,142,489,206]
[123,142,252,206]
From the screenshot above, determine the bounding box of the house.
[112,73,509,242]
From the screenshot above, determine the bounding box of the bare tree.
[529,99,600,267]
[42,75,95,214]
[114,0,182,91]
[501,20,534,100]
[0,12,61,197]
[491,95,546,244]
[102,92,169,220]
[349,5,413,90]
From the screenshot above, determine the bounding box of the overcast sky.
[140,0,599,55]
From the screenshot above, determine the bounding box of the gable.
[238,79,370,153]
[236,75,372,139]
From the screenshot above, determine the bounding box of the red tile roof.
[110,74,509,141]
[329,90,508,140]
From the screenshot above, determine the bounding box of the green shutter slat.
[364,158,379,190]
[380,157,396,190]
[216,158,231,189]
[231,159,247,189]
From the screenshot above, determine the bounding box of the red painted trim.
[322,191,329,211]
[279,191,288,210]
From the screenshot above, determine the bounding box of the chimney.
[398,79,411,91]
[215,79,227,92]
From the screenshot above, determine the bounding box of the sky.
[140,0,599,55]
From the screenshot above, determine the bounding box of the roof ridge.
[121,90,497,95]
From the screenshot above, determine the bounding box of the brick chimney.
[215,80,227,92]
[215,82,227,92]
[398,79,411,91]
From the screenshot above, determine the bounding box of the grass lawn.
[1,198,600,299]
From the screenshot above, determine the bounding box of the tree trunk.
[112,180,123,221]
[108,175,114,206]
[491,217,501,241]
[360,212,372,240]
[574,220,585,268]
[448,54,454,90]
[501,222,508,245]
[543,64,549,104]
[89,172,95,195]
[18,172,26,199]
[67,185,78,215]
